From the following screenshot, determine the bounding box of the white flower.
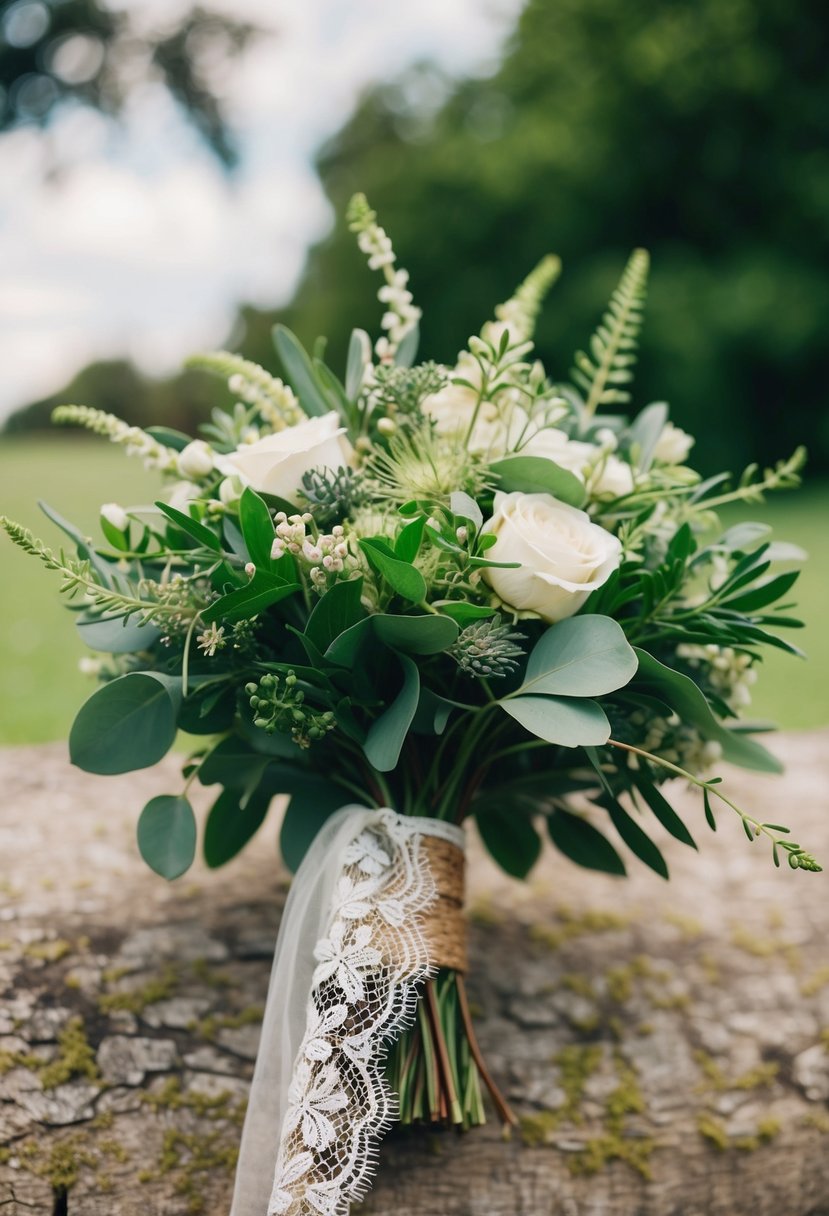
[268,1150,314,1215]
[100,502,128,532]
[218,475,243,506]
[313,920,382,1002]
[225,412,353,502]
[513,420,596,476]
[481,491,622,623]
[178,439,215,480]
[588,453,635,499]
[285,1060,348,1151]
[421,382,510,457]
[166,480,200,512]
[653,421,694,465]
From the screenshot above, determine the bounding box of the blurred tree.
[0,0,258,165]
[3,357,222,438]
[6,0,828,476]
[239,0,829,475]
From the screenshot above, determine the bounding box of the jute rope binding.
[420,834,467,974]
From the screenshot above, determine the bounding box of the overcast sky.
[0,0,521,421]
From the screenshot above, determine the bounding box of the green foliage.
[632,650,783,773]
[69,672,181,774]
[137,794,197,880]
[203,786,271,868]
[571,249,649,416]
[489,455,587,506]
[358,537,427,602]
[477,805,542,878]
[547,809,626,876]
[500,695,610,747]
[517,615,638,697]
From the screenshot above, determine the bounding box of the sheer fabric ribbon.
[230,806,465,1216]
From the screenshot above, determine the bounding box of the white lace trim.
[266,810,463,1216]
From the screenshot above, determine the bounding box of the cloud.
[0,0,521,420]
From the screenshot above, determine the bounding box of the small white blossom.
[178,440,216,480]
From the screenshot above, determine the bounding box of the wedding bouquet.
[3,194,819,1216]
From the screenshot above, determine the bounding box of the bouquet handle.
[230,807,465,1216]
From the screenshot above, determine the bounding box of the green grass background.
[1,435,827,745]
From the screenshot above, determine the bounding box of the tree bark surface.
[1,734,828,1215]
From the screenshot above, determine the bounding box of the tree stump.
[1,734,828,1215]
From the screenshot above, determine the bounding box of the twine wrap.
[420,833,467,973]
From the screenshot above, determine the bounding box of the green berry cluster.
[245,671,335,749]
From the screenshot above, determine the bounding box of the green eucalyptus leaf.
[69,672,181,774]
[76,614,160,654]
[137,794,196,880]
[477,805,542,879]
[547,809,626,875]
[519,615,638,697]
[273,324,332,417]
[359,538,427,602]
[500,695,610,747]
[305,577,366,653]
[432,601,495,625]
[373,614,458,655]
[204,786,271,868]
[279,775,348,871]
[634,649,783,773]
[489,455,587,507]
[198,736,268,789]
[364,653,419,771]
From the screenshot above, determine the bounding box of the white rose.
[178,440,215,480]
[167,481,200,512]
[653,421,694,465]
[482,491,622,623]
[513,419,595,479]
[225,412,353,501]
[100,502,128,532]
[588,453,635,499]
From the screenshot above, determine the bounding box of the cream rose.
[422,382,510,457]
[225,412,352,501]
[588,453,635,499]
[653,421,694,465]
[482,491,622,623]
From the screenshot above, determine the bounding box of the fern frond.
[494,254,561,343]
[572,249,649,418]
[186,351,303,429]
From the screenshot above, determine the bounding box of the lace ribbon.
[230,806,466,1216]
